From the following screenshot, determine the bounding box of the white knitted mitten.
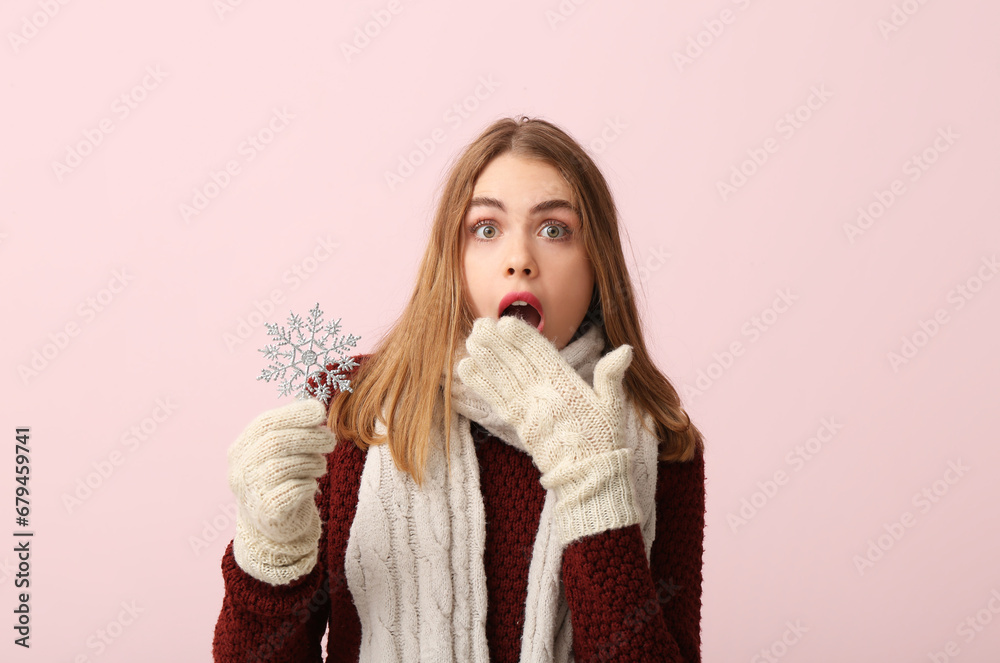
[457,316,640,546]
[226,398,335,585]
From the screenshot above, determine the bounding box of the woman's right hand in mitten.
[226,398,336,586]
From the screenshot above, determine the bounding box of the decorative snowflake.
[257,303,361,405]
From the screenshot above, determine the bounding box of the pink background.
[2,0,999,660]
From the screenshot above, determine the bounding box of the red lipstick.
[497,291,545,332]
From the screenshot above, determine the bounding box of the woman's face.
[461,153,595,350]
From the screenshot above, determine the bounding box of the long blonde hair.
[330,116,704,487]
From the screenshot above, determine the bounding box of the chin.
[544,329,566,348]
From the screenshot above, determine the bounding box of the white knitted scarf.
[342,323,661,662]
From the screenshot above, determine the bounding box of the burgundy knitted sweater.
[213,357,705,662]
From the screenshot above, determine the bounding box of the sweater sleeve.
[212,359,367,663]
[561,444,706,662]
[212,488,333,662]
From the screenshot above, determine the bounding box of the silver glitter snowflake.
[257,303,361,405]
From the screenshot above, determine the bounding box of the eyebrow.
[467,196,580,217]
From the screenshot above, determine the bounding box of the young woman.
[213,116,706,662]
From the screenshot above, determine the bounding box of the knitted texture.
[227,398,336,585]
[441,320,658,662]
[213,416,706,662]
[470,420,547,660]
[213,336,706,662]
[563,523,686,662]
[338,321,654,662]
[457,316,641,545]
[344,398,491,662]
[563,444,706,663]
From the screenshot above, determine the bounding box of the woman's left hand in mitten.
[457,315,640,546]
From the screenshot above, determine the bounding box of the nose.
[505,241,537,276]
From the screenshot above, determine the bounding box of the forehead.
[471,153,574,205]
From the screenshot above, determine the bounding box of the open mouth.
[498,291,544,332]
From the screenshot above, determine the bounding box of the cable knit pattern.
[213,329,705,662]
[344,392,491,662]
[457,316,643,546]
[345,321,656,663]
[448,322,660,662]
